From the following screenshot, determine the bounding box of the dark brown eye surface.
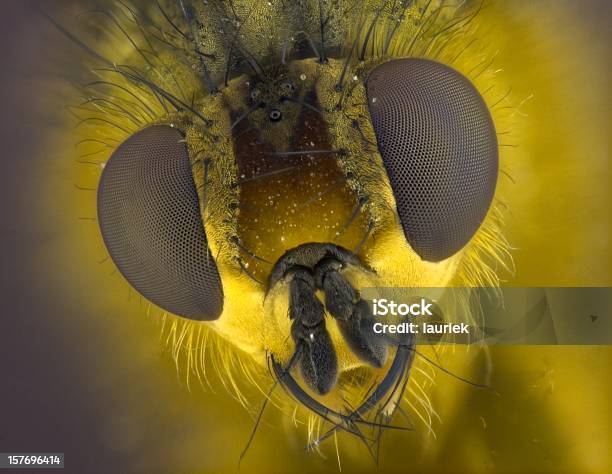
[97,125,223,320]
[367,58,498,262]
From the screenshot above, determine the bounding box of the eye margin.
[97,124,224,320]
[366,58,499,262]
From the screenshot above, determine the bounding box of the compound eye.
[367,58,498,262]
[97,125,223,320]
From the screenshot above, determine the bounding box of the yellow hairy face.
[187,57,465,367]
[67,0,512,444]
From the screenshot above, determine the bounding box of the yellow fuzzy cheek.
[360,228,461,288]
